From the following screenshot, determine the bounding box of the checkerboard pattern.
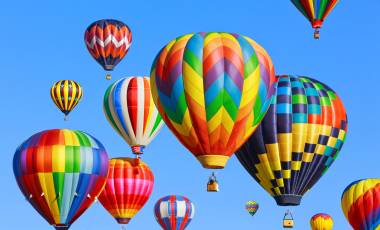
[236,75,348,206]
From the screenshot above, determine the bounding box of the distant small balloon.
[310,213,334,230]
[50,80,82,120]
[245,201,259,217]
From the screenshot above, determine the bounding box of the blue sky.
[1,0,380,229]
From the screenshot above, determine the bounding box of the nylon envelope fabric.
[341,179,380,230]
[12,129,109,228]
[103,77,164,154]
[50,80,82,116]
[291,0,339,28]
[245,200,259,216]
[310,213,334,230]
[84,19,132,71]
[150,32,276,169]
[236,75,348,206]
[154,195,195,230]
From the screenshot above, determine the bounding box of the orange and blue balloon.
[150,32,276,169]
[341,179,380,230]
[13,129,109,230]
[154,195,195,230]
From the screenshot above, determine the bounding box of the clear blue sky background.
[1,0,379,229]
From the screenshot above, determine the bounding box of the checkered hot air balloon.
[341,179,380,230]
[50,80,82,120]
[245,201,259,217]
[103,77,164,156]
[290,0,340,39]
[236,75,348,206]
[13,129,109,230]
[98,158,154,226]
[150,32,276,172]
[84,19,132,80]
[154,195,195,230]
[310,213,334,230]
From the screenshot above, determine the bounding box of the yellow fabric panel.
[182,62,205,107]
[306,124,321,144]
[278,134,292,162]
[302,153,314,163]
[207,107,234,134]
[283,170,291,179]
[291,161,302,171]
[38,173,60,224]
[327,137,337,148]
[52,145,65,172]
[315,145,326,155]
[338,130,346,140]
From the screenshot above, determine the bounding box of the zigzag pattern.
[98,158,154,224]
[85,19,132,70]
[341,179,380,230]
[291,0,339,28]
[150,32,276,168]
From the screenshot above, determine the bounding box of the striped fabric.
[236,75,348,206]
[154,195,195,230]
[13,129,109,229]
[291,0,339,28]
[103,77,164,154]
[84,19,132,71]
[50,80,82,117]
[98,158,154,225]
[341,179,380,230]
[150,32,276,169]
[310,213,334,230]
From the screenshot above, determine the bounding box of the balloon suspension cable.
[121,225,126,230]
[106,73,112,80]
[314,28,320,39]
[64,115,68,121]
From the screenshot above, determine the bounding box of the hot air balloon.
[236,75,348,206]
[245,201,259,217]
[290,0,339,39]
[310,213,334,230]
[103,77,164,156]
[84,19,132,80]
[13,129,109,230]
[154,195,195,230]
[150,32,276,190]
[50,80,83,120]
[341,179,380,230]
[98,158,154,228]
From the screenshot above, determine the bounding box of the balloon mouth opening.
[116,218,131,224]
[54,224,70,230]
[312,20,323,29]
[274,195,302,206]
[104,65,114,71]
[196,155,229,169]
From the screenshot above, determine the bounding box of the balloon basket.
[283,210,294,228]
[207,172,219,192]
[314,29,320,39]
[106,73,112,80]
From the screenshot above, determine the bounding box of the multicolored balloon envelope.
[13,129,109,230]
[154,195,195,230]
[290,0,339,38]
[310,213,334,230]
[84,19,132,79]
[341,179,380,230]
[150,32,276,170]
[103,76,164,155]
[50,80,82,120]
[98,158,154,225]
[236,75,348,206]
[245,201,259,217]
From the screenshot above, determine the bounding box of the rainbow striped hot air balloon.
[98,158,154,226]
[104,77,164,156]
[310,213,334,230]
[50,80,83,120]
[150,32,276,174]
[154,195,195,230]
[13,129,109,230]
[245,201,259,217]
[341,179,380,230]
[290,0,340,39]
